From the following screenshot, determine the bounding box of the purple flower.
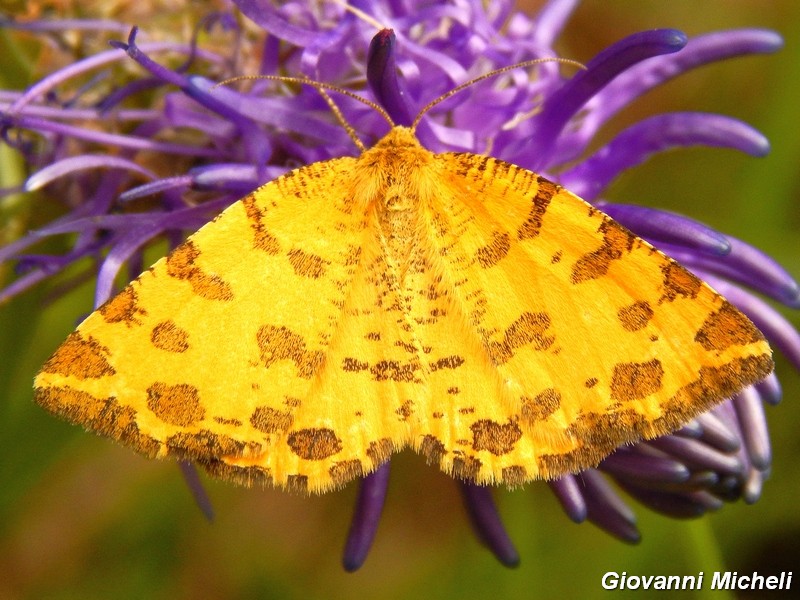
[1,0,797,572]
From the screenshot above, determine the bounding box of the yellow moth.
[33,66,773,495]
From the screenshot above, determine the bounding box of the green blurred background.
[1,1,798,598]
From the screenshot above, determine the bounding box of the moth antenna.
[213,75,396,152]
[411,57,586,132]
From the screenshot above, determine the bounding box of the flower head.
[1,0,797,572]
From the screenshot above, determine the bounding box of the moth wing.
[403,152,772,484]
[33,156,413,493]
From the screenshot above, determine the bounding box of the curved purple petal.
[670,240,800,309]
[232,0,325,47]
[756,373,782,406]
[521,29,688,166]
[367,29,413,126]
[24,155,155,191]
[562,113,769,201]
[694,412,741,453]
[460,483,519,567]
[589,29,783,130]
[597,202,732,256]
[342,463,390,572]
[733,387,772,471]
[647,436,743,476]
[617,486,722,519]
[580,470,640,543]
[178,462,215,522]
[547,476,587,522]
[118,176,194,202]
[601,448,690,484]
[531,0,580,48]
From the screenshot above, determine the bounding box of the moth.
[34,65,773,494]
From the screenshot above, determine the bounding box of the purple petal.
[756,373,782,406]
[367,29,413,126]
[460,482,519,567]
[94,227,166,305]
[562,113,768,201]
[732,388,772,471]
[531,0,580,48]
[8,41,222,115]
[547,475,587,522]
[590,29,783,129]
[234,0,338,47]
[24,155,155,191]
[9,114,218,157]
[522,29,688,165]
[178,461,214,521]
[676,238,800,308]
[112,28,255,131]
[601,448,690,484]
[694,412,741,453]
[580,470,640,543]
[342,463,390,572]
[1,17,133,34]
[597,203,731,256]
[118,176,194,202]
[742,468,767,504]
[647,436,743,476]
[618,486,722,519]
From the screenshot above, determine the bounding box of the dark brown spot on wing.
[475,231,510,268]
[419,434,446,464]
[287,248,329,278]
[287,428,342,460]
[534,354,773,478]
[257,324,324,379]
[396,399,414,420]
[201,461,273,488]
[502,465,527,487]
[370,359,421,382]
[166,241,234,301]
[660,262,702,303]
[150,320,190,353]
[33,386,160,456]
[40,332,115,379]
[429,355,465,371]
[342,357,369,372]
[242,195,280,254]
[367,438,393,465]
[147,382,205,427]
[521,388,561,423]
[571,219,635,284]
[452,455,482,480]
[517,177,556,240]
[167,429,251,460]
[250,406,293,434]
[99,286,145,326]
[610,359,664,401]
[664,354,773,423]
[470,419,522,455]
[329,460,363,485]
[695,301,765,351]
[618,300,654,332]
[286,474,308,493]
[486,311,554,364]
